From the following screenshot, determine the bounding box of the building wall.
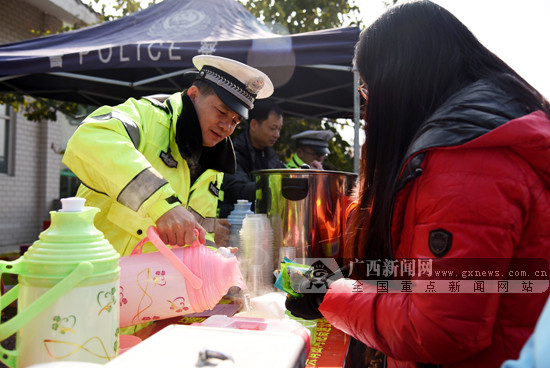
[0,0,97,248]
[0,0,63,44]
[0,116,64,246]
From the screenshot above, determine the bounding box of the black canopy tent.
[0,0,362,169]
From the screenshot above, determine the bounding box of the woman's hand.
[285,293,325,320]
[285,265,349,320]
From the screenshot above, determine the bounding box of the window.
[60,169,81,198]
[0,104,12,174]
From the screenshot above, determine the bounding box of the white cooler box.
[106,324,307,368]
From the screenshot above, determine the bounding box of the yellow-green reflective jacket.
[63,92,225,256]
[287,153,305,168]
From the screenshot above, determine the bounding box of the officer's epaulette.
[142,94,170,113]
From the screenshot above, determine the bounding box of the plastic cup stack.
[239,214,274,297]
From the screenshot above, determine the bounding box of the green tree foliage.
[242,0,362,172]
[0,94,79,122]
[244,0,361,34]
[87,0,158,22]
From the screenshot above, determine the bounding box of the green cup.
[285,310,317,345]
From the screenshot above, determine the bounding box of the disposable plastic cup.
[286,311,317,345]
[300,319,317,345]
[279,247,296,264]
[247,265,265,297]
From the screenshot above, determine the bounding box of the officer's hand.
[309,160,323,170]
[214,218,231,247]
[156,205,206,246]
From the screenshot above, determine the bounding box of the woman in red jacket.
[286,1,550,367]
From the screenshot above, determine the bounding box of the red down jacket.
[320,80,550,368]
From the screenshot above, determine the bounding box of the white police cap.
[291,130,335,155]
[193,55,274,120]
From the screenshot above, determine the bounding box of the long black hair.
[347,0,550,263]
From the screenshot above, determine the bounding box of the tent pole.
[353,69,360,174]
[302,64,352,72]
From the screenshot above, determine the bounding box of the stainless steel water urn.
[253,169,357,268]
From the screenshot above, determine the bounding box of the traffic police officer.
[63,55,273,256]
[287,130,334,170]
